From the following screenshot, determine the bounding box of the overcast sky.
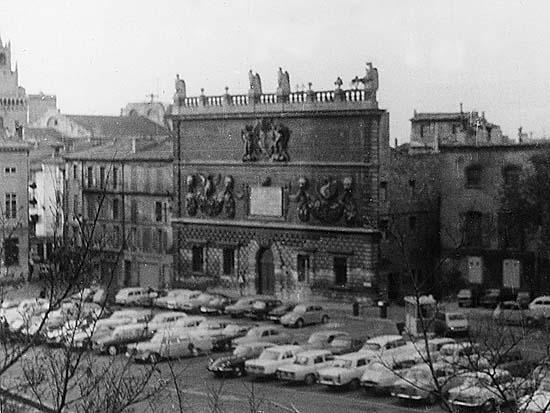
[1,0,548,142]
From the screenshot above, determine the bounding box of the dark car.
[200,294,236,316]
[267,303,296,323]
[207,342,275,377]
[480,289,502,308]
[225,296,274,318]
[487,349,537,378]
[210,324,253,351]
[244,299,283,320]
[328,336,364,355]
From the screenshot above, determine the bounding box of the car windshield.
[367,361,386,371]
[307,333,327,344]
[362,342,381,352]
[293,305,306,313]
[198,294,210,300]
[331,338,350,347]
[235,298,251,306]
[333,359,353,368]
[200,322,221,330]
[294,356,310,366]
[259,350,280,361]
[253,301,266,310]
[458,290,471,296]
[405,368,431,382]
[222,325,238,334]
[448,313,466,321]
[246,328,261,337]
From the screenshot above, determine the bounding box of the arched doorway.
[256,248,275,295]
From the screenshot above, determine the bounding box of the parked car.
[200,294,235,315]
[517,291,531,306]
[127,329,213,362]
[529,296,550,320]
[433,310,469,336]
[485,349,536,378]
[517,379,550,413]
[244,344,303,377]
[360,349,424,394]
[68,288,95,303]
[492,301,532,325]
[143,312,188,333]
[457,288,474,308]
[391,362,463,405]
[359,335,410,357]
[207,342,275,377]
[318,351,372,389]
[114,287,159,306]
[447,369,530,411]
[280,303,330,328]
[232,326,293,348]
[6,299,50,333]
[480,288,502,308]
[276,349,335,385]
[170,315,207,333]
[225,296,272,318]
[209,324,253,351]
[160,290,202,311]
[438,342,488,370]
[244,298,283,320]
[302,330,349,351]
[267,303,296,323]
[92,323,153,355]
[177,292,217,313]
[153,289,190,308]
[414,337,456,358]
[328,336,365,355]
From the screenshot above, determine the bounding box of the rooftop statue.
[363,62,378,101]
[276,67,291,99]
[173,74,186,105]
[248,70,262,95]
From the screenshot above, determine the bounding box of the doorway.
[256,248,275,294]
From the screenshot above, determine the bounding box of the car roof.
[176,315,206,322]
[153,312,187,318]
[366,335,404,345]
[336,351,370,361]
[296,349,333,358]
[532,296,550,301]
[239,341,275,349]
[268,345,302,352]
[311,330,347,338]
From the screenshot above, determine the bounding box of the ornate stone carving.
[248,70,262,98]
[241,118,291,162]
[290,176,359,226]
[185,174,198,216]
[350,62,379,102]
[173,74,186,105]
[276,67,291,102]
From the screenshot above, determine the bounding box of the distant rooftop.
[64,137,173,162]
[65,115,168,139]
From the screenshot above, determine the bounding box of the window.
[409,215,417,230]
[223,248,235,275]
[113,226,120,247]
[144,169,151,193]
[357,358,367,367]
[333,256,347,286]
[112,167,118,189]
[5,193,16,218]
[130,227,138,251]
[420,124,427,138]
[503,165,521,186]
[3,238,19,266]
[86,198,94,219]
[452,124,459,134]
[130,199,138,223]
[464,211,482,247]
[192,246,204,272]
[87,167,93,188]
[297,254,310,282]
[408,179,416,196]
[112,199,119,220]
[124,260,132,287]
[465,164,482,188]
[130,166,137,191]
[155,201,163,222]
[156,229,166,253]
[73,164,78,180]
[379,219,389,239]
[142,228,152,252]
[156,169,164,192]
[4,167,16,174]
[379,181,387,202]
[99,167,105,189]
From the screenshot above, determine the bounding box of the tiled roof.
[64,138,173,161]
[411,112,464,121]
[0,139,32,151]
[24,127,64,143]
[65,115,168,138]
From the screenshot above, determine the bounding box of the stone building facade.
[167,65,387,300]
[0,139,30,279]
[410,107,506,151]
[0,38,26,139]
[64,137,173,292]
[438,143,550,293]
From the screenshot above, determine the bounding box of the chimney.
[460,102,463,114]
[394,138,398,147]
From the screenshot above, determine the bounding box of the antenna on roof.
[146,93,158,104]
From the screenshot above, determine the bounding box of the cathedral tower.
[0,37,27,139]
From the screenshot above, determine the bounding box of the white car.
[153,289,191,308]
[359,335,411,358]
[177,293,215,313]
[245,345,303,377]
[145,312,188,333]
[437,342,488,370]
[413,337,456,359]
[114,287,158,306]
[529,296,550,320]
[360,349,424,393]
[318,352,372,389]
[518,379,550,413]
[276,349,335,384]
[6,299,50,332]
[163,291,202,311]
[447,369,530,411]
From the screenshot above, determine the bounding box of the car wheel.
[108,345,118,356]
[349,379,360,390]
[295,319,304,329]
[321,315,329,324]
[483,399,496,413]
[304,374,316,385]
[148,353,160,364]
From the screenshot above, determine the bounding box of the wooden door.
[257,248,275,295]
